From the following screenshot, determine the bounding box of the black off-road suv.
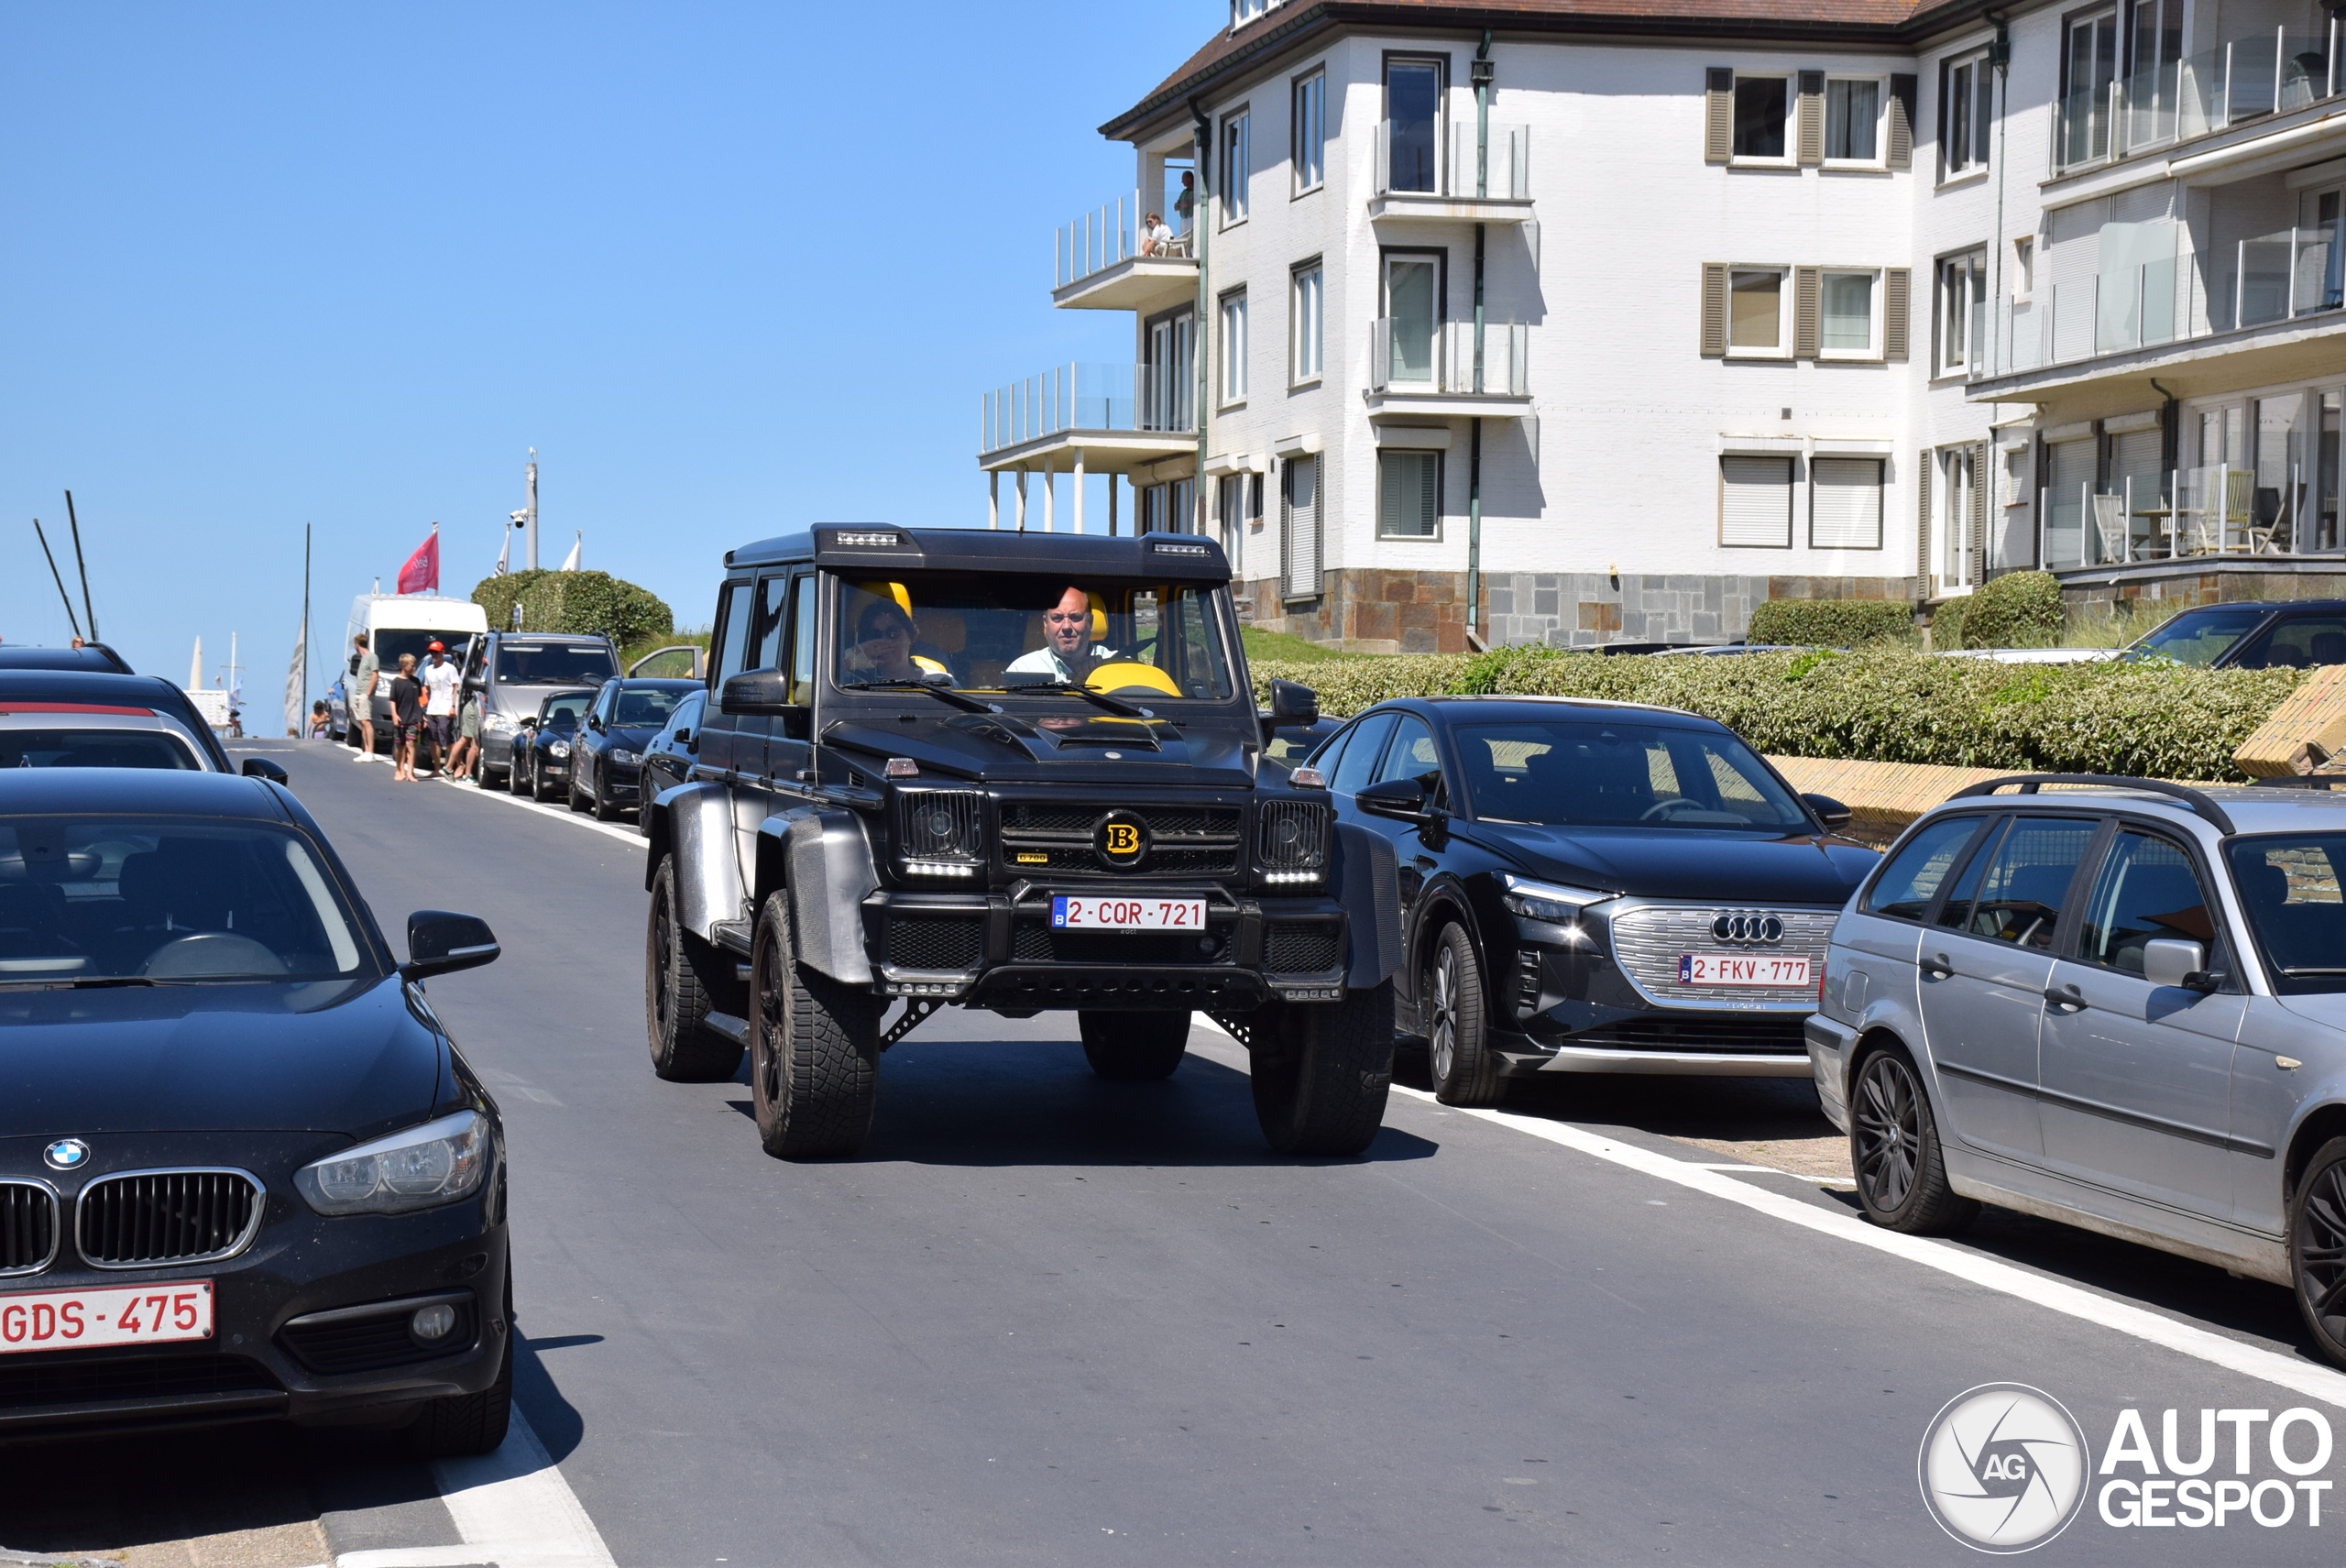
[640,527,1401,1159]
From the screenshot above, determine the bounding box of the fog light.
[411,1304,458,1342]
[1199,936,1219,956]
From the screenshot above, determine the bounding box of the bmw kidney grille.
[75,1169,265,1269]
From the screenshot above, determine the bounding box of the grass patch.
[1242,626,1365,663]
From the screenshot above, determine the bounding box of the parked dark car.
[2121,600,2346,670]
[0,645,134,674]
[1305,696,1877,1104]
[0,671,244,775]
[0,769,509,1449]
[568,678,701,821]
[633,689,706,838]
[507,688,595,804]
[457,632,619,789]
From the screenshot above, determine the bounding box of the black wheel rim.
[651,884,674,1036]
[1853,1055,1923,1213]
[2299,1161,2346,1342]
[1429,946,1458,1083]
[755,931,784,1110]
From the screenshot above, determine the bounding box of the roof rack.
[1948,773,2237,836]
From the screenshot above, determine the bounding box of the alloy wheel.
[1853,1053,1923,1213]
[1428,945,1458,1084]
[755,930,786,1108]
[2299,1161,2346,1341]
[652,887,674,1036]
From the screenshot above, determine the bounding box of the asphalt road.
[13,739,2346,1566]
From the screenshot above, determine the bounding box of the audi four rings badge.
[1710,912,1784,945]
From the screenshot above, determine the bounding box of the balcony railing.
[1368,319,1529,396]
[1055,192,1194,291]
[2040,463,2342,571]
[2053,22,2342,173]
[981,363,1192,456]
[1373,122,1530,200]
[1991,223,2342,377]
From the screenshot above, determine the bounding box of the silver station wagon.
[1806,773,2346,1366]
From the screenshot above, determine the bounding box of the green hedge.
[1963,571,2066,648]
[1744,598,1915,648]
[470,570,673,649]
[1256,646,2301,781]
[1929,596,1970,652]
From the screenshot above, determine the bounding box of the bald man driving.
[1005,585,1120,683]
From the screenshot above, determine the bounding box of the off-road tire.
[401,1319,512,1458]
[2290,1135,2346,1368]
[1080,1010,1189,1081]
[1426,923,1504,1108]
[1850,1045,1978,1234]
[748,891,879,1159]
[1249,981,1397,1157]
[646,856,744,1082]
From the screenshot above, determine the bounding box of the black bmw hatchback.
[1308,696,1878,1103]
[0,769,510,1450]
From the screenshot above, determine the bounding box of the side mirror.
[402,911,500,982]
[240,757,290,784]
[721,667,796,716]
[1802,793,1853,829]
[2143,937,2222,992]
[588,715,606,732]
[671,727,693,745]
[1356,775,1434,824]
[1260,678,1319,742]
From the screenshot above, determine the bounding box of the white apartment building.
[976,0,2346,651]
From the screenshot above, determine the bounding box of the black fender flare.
[1333,822,1402,989]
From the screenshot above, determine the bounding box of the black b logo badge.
[1095,810,1150,869]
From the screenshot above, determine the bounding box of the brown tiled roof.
[1103,0,1982,137]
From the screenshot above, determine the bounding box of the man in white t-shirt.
[421,642,462,775]
[1006,586,1119,684]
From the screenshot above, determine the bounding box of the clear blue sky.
[1,1,1215,713]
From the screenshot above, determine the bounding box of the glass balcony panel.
[979,364,1192,455]
[2044,486,2088,570]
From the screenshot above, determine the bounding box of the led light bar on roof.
[833,531,904,548]
[1152,541,1212,556]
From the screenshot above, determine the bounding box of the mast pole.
[31,521,84,640]
[64,490,97,641]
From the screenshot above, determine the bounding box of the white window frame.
[1809,456,1886,549]
[1289,260,1324,386]
[1219,288,1249,405]
[1822,73,1888,169]
[1726,266,1792,359]
[1941,49,1993,182]
[1729,72,1794,167]
[1935,248,1989,378]
[1938,444,1979,589]
[1818,268,1885,360]
[1376,449,1443,541]
[2012,235,2035,301]
[1291,70,1326,195]
[1221,108,1251,226]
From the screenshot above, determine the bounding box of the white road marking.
[1188,1019,2346,1410]
[341,747,644,848]
[337,1407,615,1568]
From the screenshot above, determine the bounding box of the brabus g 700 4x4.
[640,527,1402,1159]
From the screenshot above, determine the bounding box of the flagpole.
[302,523,312,721]
[31,521,84,641]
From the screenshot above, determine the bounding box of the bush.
[1253,647,2303,781]
[1745,598,1914,648]
[1962,571,2066,648]
[1928,596,1969,652]
[473,570,673,649]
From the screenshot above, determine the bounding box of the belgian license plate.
[1677,952,1813,987]
[1051,895,1206,931]
[0,1280,214,1355]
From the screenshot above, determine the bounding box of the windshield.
[2131,608,2268,666]
[367,629,470,673]
[496,643,615,685]
[2227,835,2346,993]
[831,572,1236,702]
[0,729,201,771]
[612,686,685,727]
[1454,720,1812,829]
[0,819,376,984]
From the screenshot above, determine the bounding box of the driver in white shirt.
[1005,586,1120,684]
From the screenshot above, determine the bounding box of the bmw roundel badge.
[43,1138,90,1172]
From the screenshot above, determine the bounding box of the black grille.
[1003,803,1240,837]
[1012,923,1052,960]
[77,1171,261,1267]
[0,1354,279,1409]
[999,801,1244,875]
[0,1182,57,1275]
[1004,844,1236,874]
[1571,1015,1811,1054]
[1008,924,1219,965]
[1262,923,1341,973]
[885,915,983,970]
[1255,802,1332,874]
[280,1303,476,1376]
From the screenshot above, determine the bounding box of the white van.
[330,594,490,746]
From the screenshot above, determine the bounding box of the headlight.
[484,714,517,734]
[1499,873,1617,925]
[295,1110,489,1216]
[895,789,984,875]
[1256,800,1331,883]
[547,740,571,759]
[611,748,641,765]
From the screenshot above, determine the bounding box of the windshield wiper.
[845,680,999,715]
[998,681,1151,718]
[0,975,157,992]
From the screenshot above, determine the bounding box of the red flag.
[396,526,439,595]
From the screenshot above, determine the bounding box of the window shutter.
[1887,74,1917,168]
[1915,449,1934,598]
[1720,455,1794,547]
[1705,68,1734,163]
[1883,267,1911,361]
[1796,71,1825,164]
[1700,263,1729,356]
[1282,455,1321,599]
[1793,267,1821,358]
[1811,458,1884,548]
[1969,439,1990,582]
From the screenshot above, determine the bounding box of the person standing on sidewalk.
[448,687,482,781]
[389,652,424,782]
[421,641,460,777]
[351,634,380,758]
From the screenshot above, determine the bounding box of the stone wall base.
[2062,570,2346,614]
